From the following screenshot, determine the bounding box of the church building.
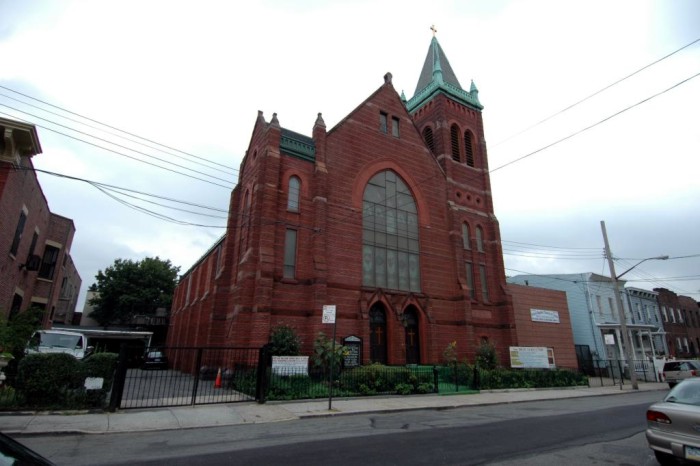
[167,35,518,365]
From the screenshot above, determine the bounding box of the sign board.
[343,335,362,368]
[322,305,336,324]
[272,356,309,376]
[530,309,560,324]
[84,377,104,390]
[509,346,550,369]
[605,334,616,345]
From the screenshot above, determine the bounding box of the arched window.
[476,226,484,252]
[362,170,420,292]
[287,176,300,212]
[450,124,461,162]
[422,127,435,154]
[464,130,475,167]
[461,222,471,250]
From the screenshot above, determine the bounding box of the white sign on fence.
[84,377,104,390]
[272,356,309,376]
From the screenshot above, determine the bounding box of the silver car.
[646,378,700,464]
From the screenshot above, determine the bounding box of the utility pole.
[601,221,639,390]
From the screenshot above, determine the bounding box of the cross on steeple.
[430,24,437,37]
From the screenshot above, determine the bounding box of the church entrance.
[403,307,420,364]
[369,304,387,364]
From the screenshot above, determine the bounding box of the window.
[671,307,676,323]
[379,112,388,133]
[461,223,470,250]
[635,303,642,321]
[475,226,484,252]
[10,210,27,256]
[362,170,420,292]
[38,245,60,280]
[465,262,475,299]
[596,295,603,317]
[391,117,400,137]
[287,176,300,212]
[284,229,297,279]
[684,337,690,353]
[678,309,684,323]
[28,231,38,257]
[479,264,489,302]
[547,348,555,367]
[607,297,615,316]
[464,130,475,167]
[422,127,435,153]
[450,124,460,162]
[662,306,668,322]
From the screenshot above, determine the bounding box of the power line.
[493,36,700,147]
[0,92,237,176]
[0,103,235,185]
[0,110,233,189]
[0,84,238,172]
[490,71,700,173]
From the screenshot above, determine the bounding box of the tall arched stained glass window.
[362,170,420,292]
[287,176,300,212]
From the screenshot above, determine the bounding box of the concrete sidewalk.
[0,381,668,436]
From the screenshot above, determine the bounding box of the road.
[17,391,662,465]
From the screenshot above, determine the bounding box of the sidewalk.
[0,381,668,436]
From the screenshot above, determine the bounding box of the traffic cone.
[214,368,222,389]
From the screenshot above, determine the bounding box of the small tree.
[268,324,302,356]
[0,307,44,359]
[475,342,498,370]
[312,332,347,378]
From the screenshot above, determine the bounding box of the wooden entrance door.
[369,305,387,364]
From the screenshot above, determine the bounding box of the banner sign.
[530,309,560,323]
[272,356,309,375]
[509,346,550,369]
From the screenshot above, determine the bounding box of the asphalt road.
[18,391,663,466]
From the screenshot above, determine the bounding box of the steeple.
[406,32,483,113]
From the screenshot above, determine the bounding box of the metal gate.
[110,346,260,410]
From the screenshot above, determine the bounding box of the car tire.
[654,450,677,465]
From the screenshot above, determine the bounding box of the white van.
[25,330,92,360]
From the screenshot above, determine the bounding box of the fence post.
[190,348,203,406]
[108,343,129,412]
[255,345,270,404]
[433,366,439,393]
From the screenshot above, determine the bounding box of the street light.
[601,221,669,390]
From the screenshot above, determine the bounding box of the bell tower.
[406,30,512,348]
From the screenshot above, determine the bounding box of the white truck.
[26,328,153,360]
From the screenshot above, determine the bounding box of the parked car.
[0,432,55,465]
[142,350,168,370]
[647,378,700,465]
[662,360,700,388]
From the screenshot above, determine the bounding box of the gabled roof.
[406,36,483,113]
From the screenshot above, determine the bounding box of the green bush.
[16,353,83,406]
[268,325,302,356]
[14,352,119,409]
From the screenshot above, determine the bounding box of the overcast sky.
[1,0,698,314]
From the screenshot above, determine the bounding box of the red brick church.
[167,35,519,365]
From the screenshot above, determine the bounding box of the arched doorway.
[369,304,387,364]
[403,307,420,364]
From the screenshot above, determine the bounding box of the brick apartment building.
[0,117,81,327]
[656,288,700,357]
[167,37,576,367]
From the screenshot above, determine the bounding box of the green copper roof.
[406,36,483,113]
[280,128,315,162]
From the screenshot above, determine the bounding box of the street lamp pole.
[600,221,668,390]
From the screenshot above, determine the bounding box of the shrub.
[311,332,347,377]
[16,353,82,406]
[475,342,498,370]
[268,325,302,356]
[81,353,118,408]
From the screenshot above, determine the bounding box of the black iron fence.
[110,346,260,410]
[588,358,661,387]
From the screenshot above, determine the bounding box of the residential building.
[0,117,80,327]
[625,287,667,356]
[168,36,520,365]
[679,295,700,356]
[655,288,691,358]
